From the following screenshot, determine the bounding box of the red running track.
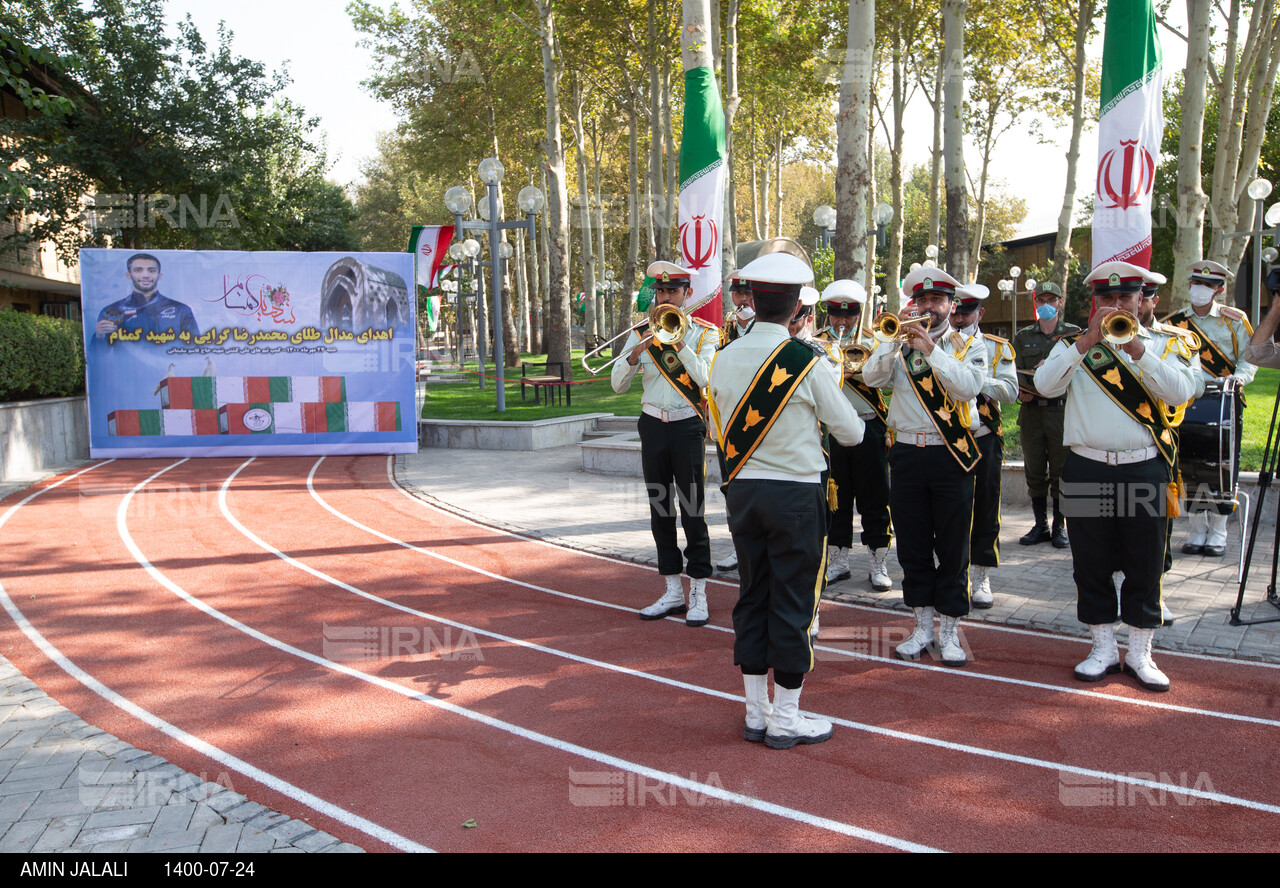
[2,455,1279,853]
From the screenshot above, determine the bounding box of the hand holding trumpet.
[1079,307,1144,361]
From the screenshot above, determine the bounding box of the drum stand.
[1231,378,1280,625]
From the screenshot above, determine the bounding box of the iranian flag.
[677,60,727,327]
[1092,0,1163,269]
[408,224,456,332]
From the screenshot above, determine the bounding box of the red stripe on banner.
[690,285,723,328]
[193,409,220,436]
[303,402,328,433]
[161,378,194,410]
[108,410,141,437]
[218,404,248,435]
[430,225,455,287]
[375,401,399,432]
[321,377,343,403]
[246,377,271,402]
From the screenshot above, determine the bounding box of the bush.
[0,307,85,401]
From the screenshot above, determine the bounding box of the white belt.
[896,431,946,447]
[973,425,992,439]
[643,404,699,423]
[1071,444,1159,466]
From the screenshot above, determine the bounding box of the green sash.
[1072,337,1177,466]
[647,341,704,417]
[717,340,820,483]
[901,347,980,472]
[1168,312,1232,379]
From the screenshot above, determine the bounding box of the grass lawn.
[420,349,643,421]
[421,350,1280,471]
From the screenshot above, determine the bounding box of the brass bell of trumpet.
[873,312,931,344]
[650,302,689,345]
[1102,310,1139,346]
[841,342,872,375]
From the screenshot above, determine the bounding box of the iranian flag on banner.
[408,225,456,332]
[1092,0,1163,269]
[677,65,727,327]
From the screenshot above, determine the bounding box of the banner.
[1092,0,1163,268]
[81,250,417,457]
[409,224,455,333]
[677,64,727,327]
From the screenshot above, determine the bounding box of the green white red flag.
[677,65,727,326]
[1092,0,1163,269]
[408,224,455,332]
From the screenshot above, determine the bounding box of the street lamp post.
[1221,177,1280,326]
[813,204,837,250]
[1008,265,1022,335]
[867,203,894,296]
[446,161,544,412]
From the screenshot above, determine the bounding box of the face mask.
[735,305,755,323]
[1190,284,1216,307]
[1036,304,1058,321]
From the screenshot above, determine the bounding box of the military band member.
[1014,282,1081,548]
[863,266,987,667]
[715,270,757,574]
[1034,261,1197,693]
[952,285,1018,608]
[1165,260,1255,557]
[709,251,864,748]
[816,279,893,593]
[613,261,719,626]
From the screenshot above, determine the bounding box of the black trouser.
[639,412,711,578]
[1061,452,1168,629]
[828,417,892,551]
[727,480,825,676]
[1020,402,1068,500]
[970,431,1003,567]
[888,443,975,618]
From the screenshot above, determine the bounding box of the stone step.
[594,416,639,433]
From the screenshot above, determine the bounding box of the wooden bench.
[520,360,571,406]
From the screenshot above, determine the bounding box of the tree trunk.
[1051,0,1093,295]
[928,42,944,253]
[592,116,608,340]
[624,96,641,346]
[571,76,597,349]
[534,0,572,371]
[1170,0,1213,309]
[723,0,741,295]
[942,0,969,283]
[887,18,907,313]
[648,0,665,259]
[663,49,678,257]
[834,0,874,281]
[774,129,783,237]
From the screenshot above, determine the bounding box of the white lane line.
[387,456,1280,671]
[240,458,1280,817]
[147,458,942,854]
[0,460,432,853]
[312,457,1280,730]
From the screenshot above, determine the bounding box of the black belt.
[1027,397,1065,408]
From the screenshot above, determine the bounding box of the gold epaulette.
[983,333,1009,346]
[948,331,965,349]
[1155,321,1201,350]
[1220,305,1255,335]
[691,317,719,329]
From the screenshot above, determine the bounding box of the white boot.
[764,685,833,749]
[716,550,739,572]
[938,614,967,667]
[639,575,686,620]
[1073,623,1120,682]
[1123,626,1170,692]
[867,547,892,592]
[1183,512,1209,554]
[971,565,993,609]
[825,546,850,583]
[742,674,771,743]
[686,577,709,627]
[895,607,936,660]
[1204,513,1229,556]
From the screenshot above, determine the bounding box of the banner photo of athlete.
[81,249,417,458]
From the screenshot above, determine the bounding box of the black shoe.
[1051,522,1069,549]
[1181,542,1204,555]
[1020,524,1051,546]
[1202,544,1226,557]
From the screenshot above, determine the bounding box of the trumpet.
[1102,310,1140,346]
[873,312,932,344]
[580,303,690,375]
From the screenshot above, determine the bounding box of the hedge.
[0,307,86,401]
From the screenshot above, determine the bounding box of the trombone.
[580,303,691,375]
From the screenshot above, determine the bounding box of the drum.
[1177,379,1243,509]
